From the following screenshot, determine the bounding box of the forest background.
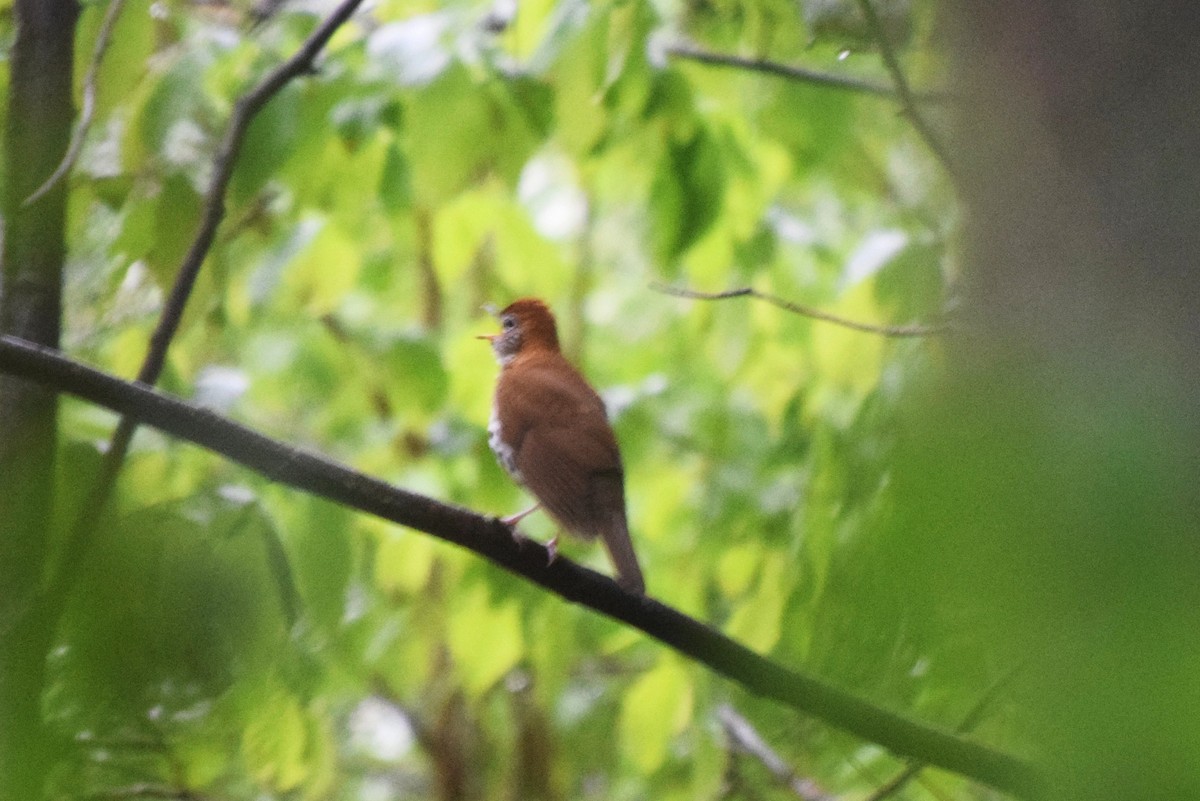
[1,0,1197,800]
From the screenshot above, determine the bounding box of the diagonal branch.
[652,283,947,337]
[0,335,1041,800]
[853,0,960,183]
[23,0,127,207]
[126,0,366,439]
[49,0,367,614]
[666,43,954,104]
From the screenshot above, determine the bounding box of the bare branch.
[652,283,946,337]
[853,0,960,183]
[138,0,365,395]
[23,0,126,207]
[47,0,368,631]
[666,43,954,104]
[0,335,1042,801]
[719,704,834,801]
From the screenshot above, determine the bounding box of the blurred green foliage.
[2,0,1022,798]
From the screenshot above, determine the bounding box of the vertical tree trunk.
[0,0,79,798]
[915,2,1200,798]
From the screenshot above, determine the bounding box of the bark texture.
[0,1,78,799]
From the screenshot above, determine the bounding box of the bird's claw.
[496,505,556,566]
[501,503,541,528]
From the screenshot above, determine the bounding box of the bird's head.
[477,298,561,365]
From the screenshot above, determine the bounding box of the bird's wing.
[515,420,622,539]
[519,427,644,592]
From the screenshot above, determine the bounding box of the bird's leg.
[501,503,541,528]
[502,504,542,550]
[500,505,558,566]
[504,503,559,565]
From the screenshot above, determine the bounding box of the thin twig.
[0,334,1043,801]
[46,0,367,625]
[853,0,960,183]
[719,704,834,801]
[652,283,946,337]
[24,0,126,207]
[667,43,954,105]
[137,0,364,391]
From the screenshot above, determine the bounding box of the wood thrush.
[479,298,646,594]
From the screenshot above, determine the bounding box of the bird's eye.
[501,316,516,331]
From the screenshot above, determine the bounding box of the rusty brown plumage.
[481,299,645,594]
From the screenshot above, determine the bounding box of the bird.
[478,298,646,594]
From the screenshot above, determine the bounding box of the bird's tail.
[602,515,645,595]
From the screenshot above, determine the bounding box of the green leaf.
[283,217,362,314]
[650,126,726,268]
[259,514,302,627]
[279,499,354,632]
[759,82,855,167]
[83,0,155,120]
[379,141,413,212]
[232,82,303,201]
[548,6,609,156]
[447,583,525,696]
[618,656,693,773]
[802,0,913,48]
[373,526,437,595]
[716,542,761,598]
[405,65,541,204]
[726,552,789,652]
[241,683,309,792]
[148,173,202,285]
[384,333,448,415]
[133,54,212,169]
[301,708,339,799]
[112,190,155,263]
[873,240,946,320]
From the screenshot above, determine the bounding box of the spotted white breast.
[488,402,522,483]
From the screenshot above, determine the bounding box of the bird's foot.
[501,503,541,528]
[498,506,556,565]
[507,530,557,567]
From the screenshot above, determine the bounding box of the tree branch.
[50,0,367,615]
[0,336,1040,800]
[853,0,960,183]
[652,284,947,337]
[119,0,366,460]
[23,0,126,207]
[666,43,954,104]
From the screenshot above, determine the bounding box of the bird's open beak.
[477,304,500,341]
